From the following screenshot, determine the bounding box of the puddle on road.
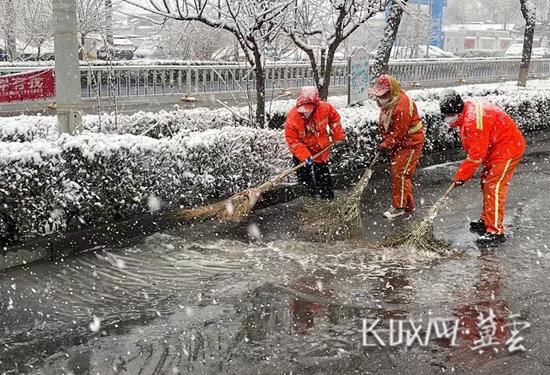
[0,228,470,374]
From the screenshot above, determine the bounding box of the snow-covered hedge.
[0,128,288,243]
[2,80,550,243]
[0,107,252,142]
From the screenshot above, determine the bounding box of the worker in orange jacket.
[369,75,425,219]
[285,86,345,200]
[439,89,526,247]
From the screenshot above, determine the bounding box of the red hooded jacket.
[453,100,526,182]
[285,101,345,163]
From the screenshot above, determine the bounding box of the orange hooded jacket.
[285,101,345,163]
[378,76,425,152]
[453,100,526,182]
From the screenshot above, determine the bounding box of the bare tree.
[284,0,386,100]
[395,2,431,59]
[18,0,53,59]
[0,0,19,60]
[518,0,536,87]
[123,0,294,127]
[77,0,105,49]
[491,0,520,30]
[155,20,233,60]
[370,0,408,82]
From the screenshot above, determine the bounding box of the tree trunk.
[319,44,338,100]
[234,40,239,62]
[80,33,86,59]
[105,0,114,56]
[370,0,408,83]
[304,48,321,89]
[253,51,266,127]
[6,0,17,61]
[319,48,326,81]
[37,44,42,60]
[518,0,536,87]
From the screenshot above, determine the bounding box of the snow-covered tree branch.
[0,0,20,60]
[123,0,294,127]
[17,0,53,60]
[284,0,387,99]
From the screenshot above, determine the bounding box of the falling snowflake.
[247,223,262,240]
[89,316,101,333]
[148,195,162,211]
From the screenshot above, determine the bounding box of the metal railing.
[1,58,549,99]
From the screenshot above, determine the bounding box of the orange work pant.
[480,155,522,235]
[390,143,423,210]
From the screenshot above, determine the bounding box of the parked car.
[98,46,135,60]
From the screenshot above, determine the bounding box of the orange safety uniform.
[377,76,425,210]
[285,101,345,163]
[452,99,526,234]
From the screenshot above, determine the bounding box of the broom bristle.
[300,167,375,241]
[300,189,363,241]
[175,188,262,222]
[386,196,452,254]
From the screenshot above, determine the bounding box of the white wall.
[443,31,465,53]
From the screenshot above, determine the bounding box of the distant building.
[443,23,518,54]
[443,22,549,56]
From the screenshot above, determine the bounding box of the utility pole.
[52,0,82,134]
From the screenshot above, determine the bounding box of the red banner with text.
[0,69,55,103]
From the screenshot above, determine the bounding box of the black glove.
[453,179,465,187]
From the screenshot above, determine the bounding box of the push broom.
[300,151,381,240]
[174,144,335,222]
[386,182,456,254]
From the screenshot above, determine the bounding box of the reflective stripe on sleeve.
[476,101,484,130]
[466,155,483,163]
[408,121,423,135]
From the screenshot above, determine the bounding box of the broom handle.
[369,151,381,168]
[256,143,336,191]
[443,182,456,198]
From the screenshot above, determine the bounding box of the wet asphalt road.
[1,132,550,375]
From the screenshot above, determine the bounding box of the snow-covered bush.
[82,107,250,137]
[1,128,287,243]
[0,115,57,142]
